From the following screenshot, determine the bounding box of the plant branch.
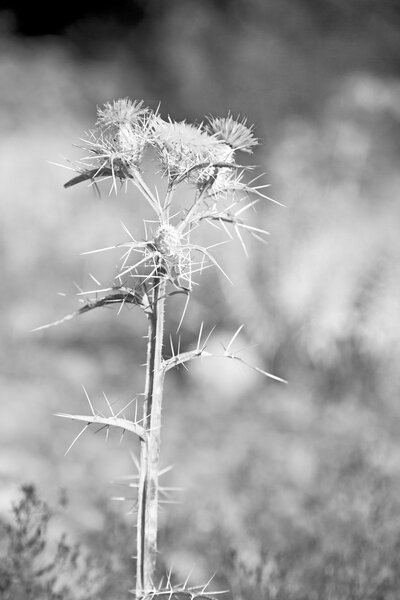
[32,289,145,332]
[55,412,147,441]
[162,336,287,384]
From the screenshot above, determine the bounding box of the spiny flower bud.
[152,224,191,288]
[154,224,182,257]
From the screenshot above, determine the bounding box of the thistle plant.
[37,98,285,599]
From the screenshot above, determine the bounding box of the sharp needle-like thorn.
[82,385,95,416]
[120,221,136,242]
[64,424,90,456]
[197,321,204,350]
[219,218,233,240]
[235,198,259,215]
[115,397,136,418]
[103,391,115,417]
[88,272,102,286]
[235,224,248,256]
[176,292,190,334]
[225,324,244,353]
[166,566,173,589]
[177,335,181,355]
[202,324,216,349]
[76,287,113,296]
[183,567,194,589]
[200,571,217,593]
[72,281,84,294]
[159,464,174,477]
[81,245,117,256]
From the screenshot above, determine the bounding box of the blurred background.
[1,0,400,598]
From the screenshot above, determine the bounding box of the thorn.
[88,272,102,286]
[197,321,204,351]
[129,451,141,471]
[225,324,244,353]
[80,245,117,256]
[176,292,190,334]
[235,224,248,257]
[73,281,84,294]
[219,218,234,240]
[183,567,194,589]
[166,565,173,589]
[82,385,95,416]
[64,424,90,456]
[159,464,174,477]
[202,325,216,349]
[103,391,115,417]
[115,397,136,418]
[200,571,217,594]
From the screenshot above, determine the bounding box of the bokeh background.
[1,1,400,598]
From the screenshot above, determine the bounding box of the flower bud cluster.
[68,99,258,195]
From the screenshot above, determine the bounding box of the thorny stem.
[136,277,167,597]
[58,103,269,599]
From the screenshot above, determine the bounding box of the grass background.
[1,1,400,597]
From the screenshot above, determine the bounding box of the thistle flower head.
[207,114,258,153]
[72,100,154,185]
[152,118,223,185]
[96,98,150,129]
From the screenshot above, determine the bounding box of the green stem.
[136,278,166,597]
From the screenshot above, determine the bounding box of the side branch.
[32,289,145,332]
[55,412,147,441]
[163,327,287,384]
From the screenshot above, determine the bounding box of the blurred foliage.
[0,485,146,600]
[0,485,102,600]
[1,1,400,598]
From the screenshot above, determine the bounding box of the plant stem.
[136,278,166,597]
